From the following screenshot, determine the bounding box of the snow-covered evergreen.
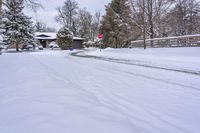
[1,0,34,51]
[100,0,132,48]
[57,27,73,50]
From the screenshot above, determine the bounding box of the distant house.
[35,32,56,48]
[35,32,84,49]
[72,37,85,49]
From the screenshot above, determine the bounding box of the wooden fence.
[129,34,200,48]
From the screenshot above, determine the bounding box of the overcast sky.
[24,0,111,30]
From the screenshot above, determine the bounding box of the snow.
[49,41,59,48]
[35,32,57,40]
[73,37,85,40]
[0,49,200,133]
[85,47,200,74]
[35,32,84,40]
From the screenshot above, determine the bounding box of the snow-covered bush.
[57,27,73,50]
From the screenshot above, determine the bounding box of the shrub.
[57,27,73,50]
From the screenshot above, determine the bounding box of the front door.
[40,40,47,48]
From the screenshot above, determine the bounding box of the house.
[73,37,85,49]
[35,32,57,48]
[35,32,84,49]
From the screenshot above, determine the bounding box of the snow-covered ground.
[84,47,200,74]
[0,49,200,133]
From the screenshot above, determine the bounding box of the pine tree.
[57,27,73,50]
[100,6,117,48]
[2,0,34,51]
[100,0,132,48]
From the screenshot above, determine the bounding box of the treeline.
[55,0,101,41]
[100,0,200,48]
[34,21,56,32]
[1,0,200,49]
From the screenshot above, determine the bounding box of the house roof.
[35,32,84,40]
[73,37,85,40]
[35,32,57,40]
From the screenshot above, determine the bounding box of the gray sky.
[24,0,110,30]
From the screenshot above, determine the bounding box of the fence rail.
[130,34,200,48]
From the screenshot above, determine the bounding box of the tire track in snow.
[71,51,200,91]
[86,88,191,133]
[30,51,199,133]
[30,54,103,105]
[30,53,148,132]
[115,69,200,91]
[106,93,191,133]
[71,50,200,76]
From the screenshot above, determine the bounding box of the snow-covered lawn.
[0,49,200,133]
[84,47,200,74]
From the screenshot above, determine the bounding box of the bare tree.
[55,0,78,34]
[129,0,174,47]
[130,0,174,34]
[76,9,101,41]
[24,0,42,12]
[77,8,93,40]
[165,0,200,36]
[55,0,101,40]
[34,21,56,32]
[91,11,101,41]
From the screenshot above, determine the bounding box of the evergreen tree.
[57,27,73,50]
[2,0,34,51]
[100,6,116,48]
[100,0,132,48]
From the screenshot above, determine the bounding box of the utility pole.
[143,0,146,50]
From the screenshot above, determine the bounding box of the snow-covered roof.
[35,32,84,40]
[73,37,85,40]
[35,32,57,40]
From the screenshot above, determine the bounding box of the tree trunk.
[16,43,19,52]
[147,0,154,47]
[143,0,146,50]
[0,0,2,17]
[115,37,118,48]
